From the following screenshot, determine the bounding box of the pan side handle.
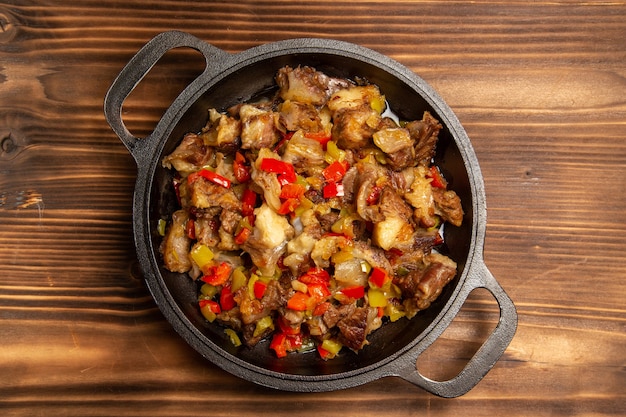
[103,30,228,162]
[398,261,518,398]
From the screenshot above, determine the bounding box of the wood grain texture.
[1,0,625,416]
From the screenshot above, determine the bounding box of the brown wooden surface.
[1,0,625,415]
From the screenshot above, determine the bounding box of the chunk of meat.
[433,188,464,227]
[189,178,241,212]
[161,133,213,174]
[281,130,326,169]
[160,209,192,273]
[337,306,378,351]
[200,108,242,154]
[372,186,416,251]
[276,65,351,106]
[242,203,294,276]
[239,104,281,150]
[278,100,324,133]
[394,253,457,315]
[331,106,381,150]
[405,111,442,166]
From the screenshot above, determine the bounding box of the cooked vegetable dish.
[159,65,464,360]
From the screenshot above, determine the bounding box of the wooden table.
[1,1,624,415]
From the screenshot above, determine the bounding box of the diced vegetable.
[220,285,236,311]
[253,280,268,299]
[287,292,311,311]
[190,244,214,269]
[427,165,447,189]
[233,151,251,183]
[340,285,365,299]
[199,299,221,322]
[369,267,390,288]
[253,315,274,337]
[367,288,387,307]
[259,158,297,185]
[323,182,344,198]
[187,168,232,188]
[201,262,232,286]
[318,339,343,360]
[224,328,242,347]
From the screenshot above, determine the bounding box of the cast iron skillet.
[104,30,517,398]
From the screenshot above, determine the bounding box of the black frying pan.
[104,31,517,397]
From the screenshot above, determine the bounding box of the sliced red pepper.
[172,176,183,206]
[198,299,221,314]
[285,333,303,350]
[427,165,447,189]
[317,344,332,360]
[313,301,331,317]
[274,131,295,152]
[220,285,236,311]
[233,151,251,183]
[279,183,306,200]
[287,292,310,311]
[277,198,300,215]
[270,333,288,358]
[253,280,267,299]
[365,185,382,205]
[241,188,257,217]
[308,283,331,301]
[259,158,297,185]
[201,262,233,286]
[234,227,251,245]
[188,168,232,188]
[277,316,301,335]
[185,218,196,240]
[340,285,365,299]
[322,160,348,183]
[323,182,344,199]
[305,131,332,149]
[299,268,331,286]
[369,267,390,288]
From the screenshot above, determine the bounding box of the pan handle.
[398,261,517,398]
[103,30,229,161]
